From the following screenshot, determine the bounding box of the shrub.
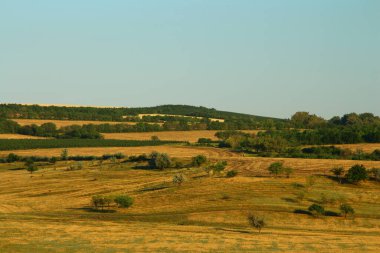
[247,213,265,233]
[26,164,38,174]
[149,152,171,170]
[308,204,325,217]
[151,135,160,141]
[268,162,284,177]
[7,153,20,163]
[345,164,368,184]
[191,155,207,167]
[91,195,113,211]
[330,167,345,183]
[172,174,185,186]
[226,170,238,178]
[198,138,212,144]
[340,203,354,219]
[114,195,133,208]
[61,149,68,160]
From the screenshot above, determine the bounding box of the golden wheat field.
[102,130,261,142]
[0,134,48,139]
[0,151,379,252]
[332,143,380,153]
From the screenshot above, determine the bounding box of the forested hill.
[0,104,282,122]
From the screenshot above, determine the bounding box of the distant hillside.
[0,103,283,123]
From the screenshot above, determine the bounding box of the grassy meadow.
[0,144,380,252]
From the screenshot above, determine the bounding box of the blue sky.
[0,0,379,118]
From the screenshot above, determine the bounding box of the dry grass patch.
[0,134,48,139]
[103,130,261,142]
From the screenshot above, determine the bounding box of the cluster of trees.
[290,112,380,129]
[330,164,379,184]
[92,194,133,211]
[306,203,355,219]
[0,151,126,164]
[0,139,179,151]
[214,129,380,161]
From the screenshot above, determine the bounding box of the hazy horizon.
[1,0,379,118]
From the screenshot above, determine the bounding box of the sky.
[0,0,379,119]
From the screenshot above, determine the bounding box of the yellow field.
[333,143,380,153]
[0,134,48,139]
[1,145,379,177]
[11,119,163,127]
[103,130,261,142]
[0,150,379,252]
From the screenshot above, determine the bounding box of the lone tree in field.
[340,204,354,219]
[247,213,265,233]
[172,174,185,186]
[114,195,133,208]
[345,164,368,184]
[25,160,38,174]
[268,162,284,177]
[92,195,113,211]
[191,155,208,167]
[330,167,345,183]
[308,204,325,217]
[149,152,171,170]
[61,149,69,161]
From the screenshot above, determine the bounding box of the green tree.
[345,164,368,184]
[308,204,325,217]
[340,204,354,219]
[149,152,171,170]
[191,155,207,167]
[61,149,69,161]
[268,162,284,177]
[114,195,133,208]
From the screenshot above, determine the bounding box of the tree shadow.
[9,167,25,171]
[68,207,116,213]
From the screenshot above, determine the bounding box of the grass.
[0,134,49,139]
[0,146,380,252]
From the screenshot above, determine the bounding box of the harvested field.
[0,155,379,252]
[103,130,261,142]
[332,143,380,153]
[11,119,162,127]
[1,145,379,177]
[0,134,48,139]
[0,145,237,158]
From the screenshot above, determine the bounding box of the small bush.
[191,155,208,167]
[151,135,160,141]
[268,162,284,177]
[345,164,368,184]
[340,203,354,218]
[91,195,113,211]
[149,152,171,170]
[172,174,185,186]
[114,195,133,208]
[226,170,238,178]
[308,204,325,217]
